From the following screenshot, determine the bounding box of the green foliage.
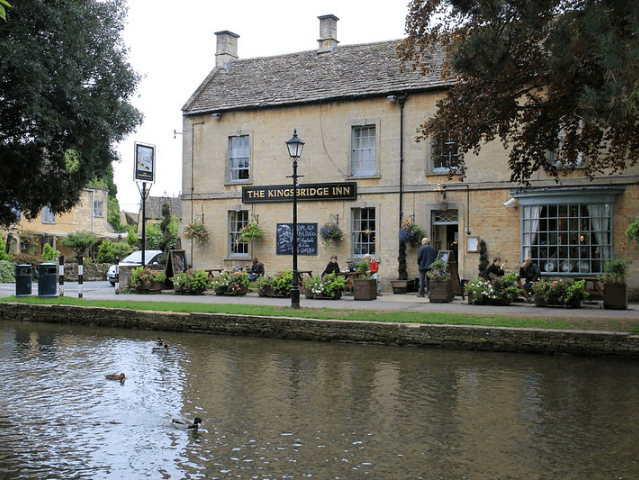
[427,259,451,281]
[0,260,15,282]
[210,271,250,294]
[0,0,11,22]
[0,237,11,261]
[600,259,628,285]
[303,273,347,298]
[238,221,265,243]
[41,243,60,262]
[257,270,294,296]
[532,278,589,305]
[171,269,211,292]
[130,266,166,288]
[61,232,98,257]
[126,227,138,247]
[399,0,639,184]
[107,196,125,232]
[626,220,639,244]
[0,0,142,226]
[97,240,133,264]
[355,259,369,273]
[466,272,521,305]
[478,239,489,274]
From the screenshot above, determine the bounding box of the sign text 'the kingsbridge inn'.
[242,182,357,203]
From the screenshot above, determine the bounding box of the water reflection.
[1,320,639,479]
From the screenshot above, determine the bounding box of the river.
[1,319,638,479]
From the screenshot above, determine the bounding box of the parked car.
[107,250,163,286]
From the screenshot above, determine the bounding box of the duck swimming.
[172,417,202,430]
[106,373,126,381]
[152,343,169,353]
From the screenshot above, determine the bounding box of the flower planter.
[353,279,377,301]
[305,291,342,300]
[603,283,627,310]
[215,285,249,296]
[174,287,206,295]
[429,280,453,303]
[136,280,164,294]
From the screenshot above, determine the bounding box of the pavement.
[1,281,638,322]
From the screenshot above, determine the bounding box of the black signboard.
[243,182,356,203]
[276,223,317,255]
[134,142,155,183]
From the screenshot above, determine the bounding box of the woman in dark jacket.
[321,255,340,278]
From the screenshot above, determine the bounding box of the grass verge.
[2,295,638,332]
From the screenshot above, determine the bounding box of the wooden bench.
[573,277,604,300]
[205,268,224,280]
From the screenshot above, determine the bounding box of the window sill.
[347,173,381,180]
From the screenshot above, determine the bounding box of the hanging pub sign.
[243,182,356,203]
[134,142,156,183]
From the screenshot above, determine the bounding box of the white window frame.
[429,131,461,173]
[41,206,55,224]
[228,134,251,183]
[350,122,380,177]
[93,200,104,218]
[351,207,377,257]
[228,210,250,257]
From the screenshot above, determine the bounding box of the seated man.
[519,257,541,289]
[248,258,265,282]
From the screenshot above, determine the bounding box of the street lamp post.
[286,129,305,308]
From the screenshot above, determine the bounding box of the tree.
[0,0,142,225]
[0,0,11,21]
[61,232,98,258]
[398,0,639,184]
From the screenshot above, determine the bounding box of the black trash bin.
[37,263,58,298]
[15,264,32,297]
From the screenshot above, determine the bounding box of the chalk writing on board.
[276,223,317,255]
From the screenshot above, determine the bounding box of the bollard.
[114,256,120,295]
[78,255,83,299]
[58,256,65,297]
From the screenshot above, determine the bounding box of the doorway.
[431,209,459,262]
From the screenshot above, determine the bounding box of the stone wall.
[1,302,638,358]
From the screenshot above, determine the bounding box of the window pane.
[229,210,249,255]
[522,202,612,275]
[431,132,460,171]
[351,126,376,175]
[352,207,376,255]
[229,135,250,181]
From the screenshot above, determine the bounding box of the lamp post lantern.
[286,129,305,308]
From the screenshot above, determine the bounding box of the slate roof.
[183,40,448,115]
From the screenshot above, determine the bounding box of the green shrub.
[42,243,60,262]
[61,232,98,257]
[0,260,16,283]
[97,241,133,264]
[0,237,11,261]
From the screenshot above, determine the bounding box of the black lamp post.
[286,129,305,308]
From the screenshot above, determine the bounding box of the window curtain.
[523,206,541,259]
[588,204,611,262]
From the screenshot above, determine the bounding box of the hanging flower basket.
[183,222,210,245]
[319,222,344,249]
[238,221,265,243]
[399,218,426,247]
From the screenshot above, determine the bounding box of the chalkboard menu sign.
[276,223,317,255]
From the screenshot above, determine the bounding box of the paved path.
[2,281,638,321]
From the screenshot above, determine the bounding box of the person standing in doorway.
[417,237,436,297]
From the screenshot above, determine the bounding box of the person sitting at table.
[481,257,506,280]
[321,255,340,279]
[248,258,265,281]
[364,253,382,296]
[519,257,541,289]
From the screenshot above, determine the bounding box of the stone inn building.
[181,14,639,298]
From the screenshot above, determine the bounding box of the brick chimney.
[215,30,239,68]
[317,15,339,53]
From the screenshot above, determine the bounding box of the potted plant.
[398,218,426,248]
[303,273,346,299]
[171,269,211,294]
[600,259,628,310]
[319,222,344,249]
[183,222,210,246]
[257,270,294,297]
[531,278,588,308]
[131,266,166,293]
[210,271,250,296]
[354,274,377,300]
[427,259,453,303]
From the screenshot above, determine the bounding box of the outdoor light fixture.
[503,197,517,208]
[211,112,222,119]
[434,181,446,204]
[286,129,305,308]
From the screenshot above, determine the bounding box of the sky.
[114,0,410,213]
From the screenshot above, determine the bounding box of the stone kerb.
[1,302,639,358]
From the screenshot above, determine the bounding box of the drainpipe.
[190,119,204,267]
[388,93,408,280]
